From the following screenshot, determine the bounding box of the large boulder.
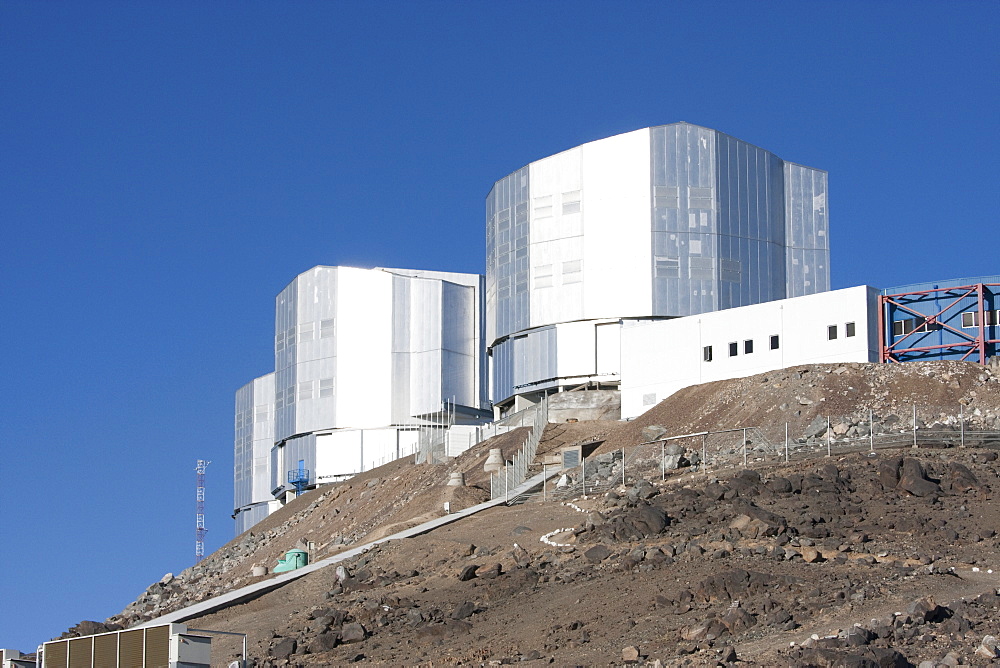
[897,458,940,497]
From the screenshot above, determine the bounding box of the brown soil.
[80,360,1000,667]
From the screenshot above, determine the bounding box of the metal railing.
[489,397,549,502]
[546,408,1000,500]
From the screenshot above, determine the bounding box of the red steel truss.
[879,283,999,364]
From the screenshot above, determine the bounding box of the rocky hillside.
[40,360,1000,666]
[601,360,1000,454]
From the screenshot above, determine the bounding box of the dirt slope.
[168,446,1000,667]
[600,361,1000,454]
[41,360,1000,667]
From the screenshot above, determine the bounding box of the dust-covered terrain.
[42,361,1000,667]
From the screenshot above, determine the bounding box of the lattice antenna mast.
[195,459,211,562]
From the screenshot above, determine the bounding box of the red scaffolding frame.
[879,283,999,364]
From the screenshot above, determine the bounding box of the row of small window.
[827,322,857,340]
[534,260,583,288]
[892,310,998,337]
[533,191,582,218]
[654,256,741,282]
[274,378,336,408]
[275,319,336,351]
[703,335,780,362]
[702,322,856,362]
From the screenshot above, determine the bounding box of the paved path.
[135,471,551,628]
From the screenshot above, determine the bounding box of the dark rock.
[942,462,980,493]
[478,563,502,579]
[307,631,339,653]
[271,638,296,660]
[584,545,611,563]
[340,622,367,644]
[458,564,479,581]
[878,457,903,489]
[897,459,940,497]
[451,601,476,620]
[767,477,793,494]
[720,606,755,633]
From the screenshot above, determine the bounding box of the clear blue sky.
[1,0,996,651]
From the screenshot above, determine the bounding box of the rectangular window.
[319,378,335,398]
[533,264,553,289]
[828,325,838,340]
[729,342,738,357]
[562,260,583,284]
[298,380,313,401]
[770,334,780,350]
[320,318,335,338]
[963,311,1000,327]
[893,317,936,336]
[744,339,754,354]
[561,190,581,215]
[654,185,679,209]
[298,322,314,343]
[690,257,715,281]
[703,345,713,362]
[845,321,856,337]
[654,257,680,279]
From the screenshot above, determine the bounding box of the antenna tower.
[195,459,210,562]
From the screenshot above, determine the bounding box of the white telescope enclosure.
[486,123,829,411]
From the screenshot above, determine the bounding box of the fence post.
[582,455,587,498]
[542,463,546,502]
[702,433,707,476]
[622,447,626,486]
[826,416,831,457]
[784,422,789,462]
[505,465,508,504]
[912,403,918,449]
[869,408,874,453]
[742,427,748,467]
[960,403,966,448]
[661,441,665,480]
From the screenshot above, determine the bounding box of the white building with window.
[619,285,880,419]
[486,123,830,413]
[234,265,488,534]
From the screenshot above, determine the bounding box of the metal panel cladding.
[714,131,788,310]
[486,166,530,344]
[784,162,830,297]
[274,276,299,442]
[487,122,830,409]
[650,123,720,316]
[233,372,274,511]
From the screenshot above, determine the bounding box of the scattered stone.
[340,622,367,644]
[458,565,479,581]
[584,545,611,563]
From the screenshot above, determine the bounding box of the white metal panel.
[335,268,394,427]
[581,128,652,320]
[555,320,596,380]
[619,286,878,419]
[360,428,400,471]
[315,430,362,480]
[595,322,621,376]
[528,147,584,328]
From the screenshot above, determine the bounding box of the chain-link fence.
[544,404,1000,500]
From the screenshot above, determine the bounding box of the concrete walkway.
[135,471,552,628]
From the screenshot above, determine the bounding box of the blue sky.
[1,0,997,651]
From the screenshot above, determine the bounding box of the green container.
[273,548,309,573]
